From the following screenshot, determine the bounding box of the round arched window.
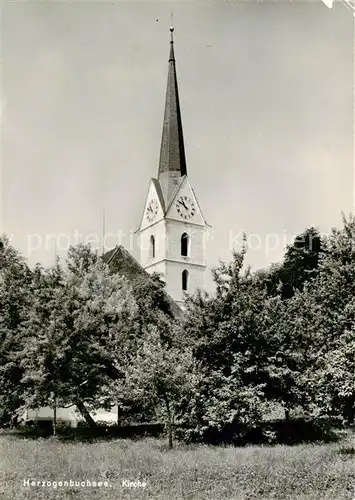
[182,269,189,291]
[150,235,155,259]
[181,233,189,257]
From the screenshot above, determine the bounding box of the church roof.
[158,28,187,205]
[102,245,182,317]
[103,245,145,281]
[151,178,166,213]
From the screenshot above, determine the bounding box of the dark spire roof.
[158,27,187,204]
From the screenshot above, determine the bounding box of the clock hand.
[178,199,188,210]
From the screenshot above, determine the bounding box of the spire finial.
[168,24,175,62]
[169,9,174,42]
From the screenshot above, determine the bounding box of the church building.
[104,28,207,309]
[138,27,207,307]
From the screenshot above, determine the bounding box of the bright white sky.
[1,1,354,292]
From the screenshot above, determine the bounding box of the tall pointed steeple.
[138,27,207,307]
[158,27,187,205]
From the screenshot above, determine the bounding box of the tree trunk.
[285,408,290,421]
[164,395,173,449]
[74,398,98,429]
[53,397,57,437]
[117,404,120,426]
[167,421,173,450]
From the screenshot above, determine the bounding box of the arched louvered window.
[182,269,189,291]
[150,235,155,259]
[181,232,189,257]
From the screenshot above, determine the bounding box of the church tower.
[138,28,207,307]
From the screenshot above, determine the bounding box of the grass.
[0,430,354,499]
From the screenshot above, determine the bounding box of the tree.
[61,245,138,422]
[20,244,138,431]
[19,259,66,434]
[266,214,355,423]
[130,272,177,345]
[263,290,322,418]
[114,327,194,448]
[278,227,325,299]
[301,214,355,423]
[0,235,33,425]
[180,248,267,441]
[254,227,325,300]
[177,364,265,444]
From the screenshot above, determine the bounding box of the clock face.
[176,196,196,219]
[146,199,158,222]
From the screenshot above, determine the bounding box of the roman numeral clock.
[146,199,158,222]
[176,196,196,220]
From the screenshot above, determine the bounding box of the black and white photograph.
[0,0,354,498]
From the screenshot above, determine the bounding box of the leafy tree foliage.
[180,217,355,435]
[262,227,325,299]
[180,248,268,439]
[1,214,353,439]
[130,272,177,346]
[297,215,355,423]
[0,236,33,424]
[19,260,66,432]
[18,244,138,429]
[114,327,194,448]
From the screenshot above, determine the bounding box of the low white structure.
[22,406,119,427]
